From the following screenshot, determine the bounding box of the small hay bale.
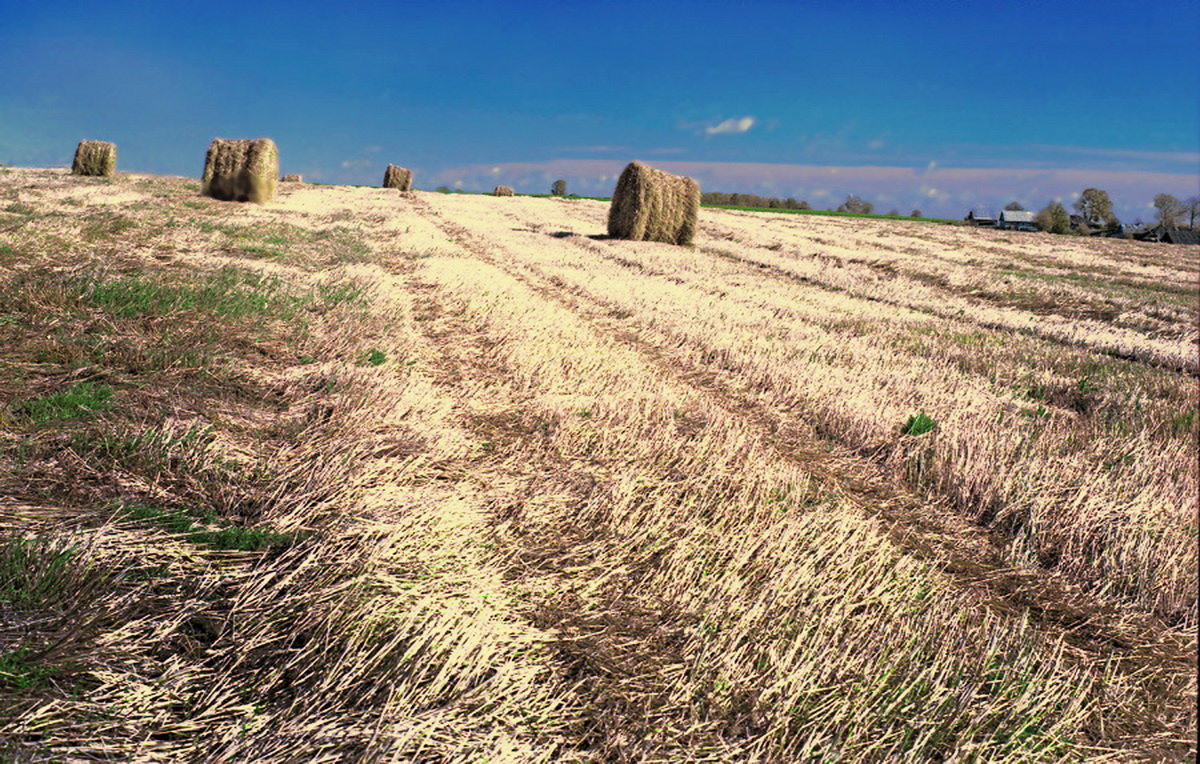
[201,138,279,203]
[493,185,514,196]
[281,174,303,183]
[607,161,700,245]
[71,140,117,176]
[382,164,413,191]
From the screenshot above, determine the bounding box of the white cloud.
[705,116,756,135]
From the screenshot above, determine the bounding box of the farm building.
[998,209,1037,231]
[1161,227,1200,245]
[964,210,997,226]
[1135,225,1200,245]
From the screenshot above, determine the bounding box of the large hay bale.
[382,164,413,191]
[281,174,303,183]
[201,138,279,203]
[71,140,117,177]
[493,185,514,196]
[607,161,700,245]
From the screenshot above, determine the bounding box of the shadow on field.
[548,230,613,240]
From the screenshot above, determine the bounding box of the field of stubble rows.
[0,167,1195,761]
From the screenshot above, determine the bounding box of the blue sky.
[2,0,1197,219]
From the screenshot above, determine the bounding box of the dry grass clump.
[71,141,117,177]
[607,161,700,245]
[492,185,514,196]
[201,138,279,203]
[281,173,303,183]
[382,164,412,191]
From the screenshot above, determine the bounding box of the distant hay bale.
[71,141,117,177]
[201,138,279,203]
[493,185,514,196]
[607,161,700,245]
[281,174,303,183]
[382,165,413,191]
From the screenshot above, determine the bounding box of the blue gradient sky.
[2,0,1197,219]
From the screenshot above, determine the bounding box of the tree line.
[488,180,1198,233]
[700,191,923,218]
[1026,189,1199,235]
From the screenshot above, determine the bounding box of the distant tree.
[798,200,811,210]
[838,194,873,214]
[551,179,567,196]
[1074,188,1118,229]
[1187,196,1200,228]
[1035,201,1071,234]
[435,186,452,193]
[1153,194,1183,226]
[887,208,899,216]
[1004,201,1025,211]
[910,209,922,218]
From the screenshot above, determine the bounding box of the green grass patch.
[0,534,81,610]
[2,202,36,216]
[204,221,372,264]
[76,266,364,337]
[0,647,57,689]
[117,503,301,552]
[1170,409,1196,435]
[80,215,136,241]
[363,349,386,366]
[901,412,937,436]
[85,267,299,320]
[13,382,113,424]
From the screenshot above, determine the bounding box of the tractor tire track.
[375,243,749,760]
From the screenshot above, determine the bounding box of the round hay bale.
[201,138,279,203]
[607,161,700,245]
[492,185,514,196]
[281,174,303,183]
[383,164,413,191]
[71,140,117,177]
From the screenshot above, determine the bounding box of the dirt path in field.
[368,244,748,758]
[394,194,1194,677]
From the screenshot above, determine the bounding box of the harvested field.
[1,167,1196,761]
